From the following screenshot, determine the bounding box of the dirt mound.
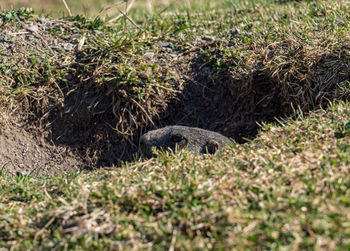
[0,10,181,171]
[1,10,350,174]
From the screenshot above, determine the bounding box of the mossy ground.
[1,0,350,249]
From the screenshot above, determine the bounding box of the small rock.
[202,35,216,41]
[69,34,81,41]
[63,43,74,51]
[144,52,155,60]
[27,25,39,33]
[159,41,171,48]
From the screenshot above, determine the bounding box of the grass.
[1,101,350,249]
[0,0,217,18]
[1,0,350,249]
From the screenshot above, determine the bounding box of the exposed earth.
[1,10,347,175]
[0,14,258,174]
[0,117,81,175]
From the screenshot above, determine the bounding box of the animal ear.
[205,140,219,154]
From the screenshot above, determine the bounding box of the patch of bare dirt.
[0,117,81,175]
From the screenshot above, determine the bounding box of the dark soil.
[158,43,283,143]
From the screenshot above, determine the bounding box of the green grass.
[1,101,350,249]
[1,0,350,249]
[1,0,222,18]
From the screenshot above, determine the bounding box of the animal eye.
[171,134,186,143]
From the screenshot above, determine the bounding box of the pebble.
[63,43,74,51]
[144,52,155,60]
[159,41,171,47]
[69,34,81,41]
[202,35,216,41]
[27,25,39,33]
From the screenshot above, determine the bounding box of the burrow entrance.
[34,45,285,169]
[1,19,350,174]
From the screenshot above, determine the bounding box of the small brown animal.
[140,125,232,157]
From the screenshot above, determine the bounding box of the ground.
[1,0,350,249]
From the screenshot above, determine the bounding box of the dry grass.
[1,101,350,249]
[1,0,350,249]
[0,0,214,17]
